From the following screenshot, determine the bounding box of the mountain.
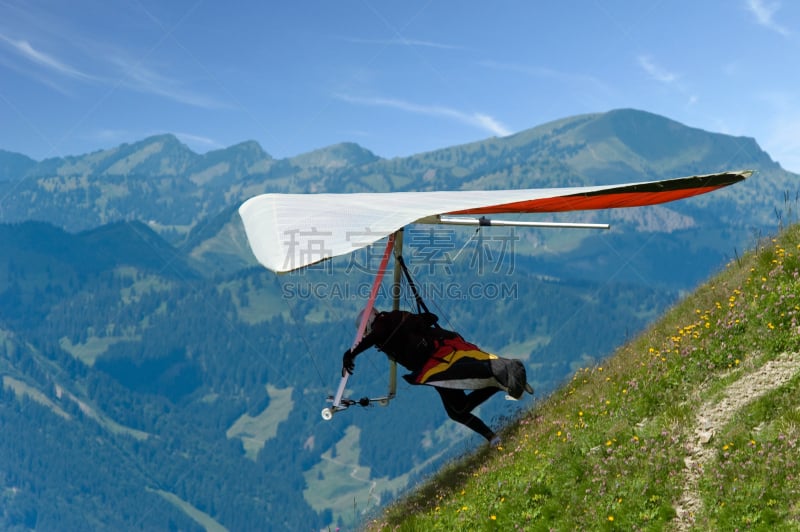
[519,108,777,179]
[0,110,792,239]
[0,109,797,529]
[0,221,330,529]
[289,142,379,171]
[0,219,197,280]
[0,220,200,327]
[0,217,676,529]
[0,149,36,181]
[0,134,275,237]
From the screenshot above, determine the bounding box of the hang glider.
[239,170,751,274]
[239,169,751,419]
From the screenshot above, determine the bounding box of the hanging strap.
[396,254,435,318]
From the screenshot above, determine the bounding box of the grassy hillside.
[368,222,800,530]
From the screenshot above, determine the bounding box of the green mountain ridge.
[0,220,197,284]
[0,149,36,181]
[0,109,791,238]
[289,141,380,170]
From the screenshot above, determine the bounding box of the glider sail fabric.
[239,170,750,273]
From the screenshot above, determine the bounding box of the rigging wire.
[275,282,328,388]
[450,225,482,263]
[417,225,483,333]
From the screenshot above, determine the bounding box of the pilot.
[342,307,533,445]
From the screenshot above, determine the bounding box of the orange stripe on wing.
[451,185,724,215]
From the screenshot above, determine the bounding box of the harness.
[392,255,496,388]
[396,255,435,321]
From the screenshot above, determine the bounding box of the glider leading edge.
[239,170,750,274]
[238,170,751,423]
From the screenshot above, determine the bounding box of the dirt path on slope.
[673,352,800,530]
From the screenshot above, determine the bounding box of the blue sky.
[1,0,799,172]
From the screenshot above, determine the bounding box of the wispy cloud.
[0,30,227,109]
[479,60,614,96]
[745,0,790,36]
[341,36,463,50]
[637,54,698,107]
[470,113,511,137]
[173,131,221,150]
[337,94,512,136]
[0,32,97,82]
[107,56,231,110]
[637,55,677,83]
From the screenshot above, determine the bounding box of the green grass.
[225,278,286,325]
[304,425,408,527]
[366,224,800,530]
[59,335,140,366]
[226,384,294,460]
[700,372,800,529]
[2,375,71,420]
[149,488,229,532]
[306,424,457,529]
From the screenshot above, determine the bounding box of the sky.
[1,0,799,172]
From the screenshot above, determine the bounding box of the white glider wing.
[238,170,751,273]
